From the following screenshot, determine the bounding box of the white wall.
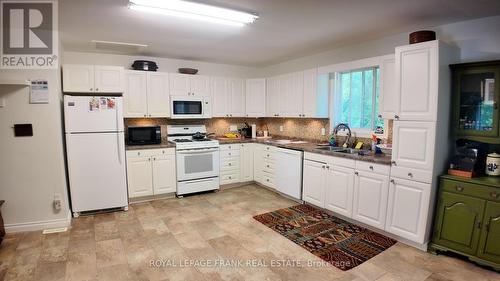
[262,15,500,76]
[63,51,260,78]
[0,69,71,232]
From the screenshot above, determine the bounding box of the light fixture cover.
[129,0,258,26]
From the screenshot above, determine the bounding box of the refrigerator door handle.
[115,102,122,164]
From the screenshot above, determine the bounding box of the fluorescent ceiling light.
[129,0,258,27]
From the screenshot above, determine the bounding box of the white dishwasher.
[276,147,303,200]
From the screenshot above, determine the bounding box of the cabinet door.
[123,71,148,118]
[245,79,266,117]
[94,66,123,93]
[147,72,170,117]
[253,145,264,183]
[229,79,246,117]
[211,77,229,117]
[286,72,304,118]
[190,75,211,97]
[62,64,94,93]
[395,41,438,121]
[152,154,176,195]
[302,68,318,118]
[392,121,435,171]
[266,77,280,117]
[433,192,485,255]
[303,160,326,207]
[278,74,290,117]
[353,171,389,229]
[240,143,254,182]
[169,73,190,96]
[379,56,398,119]
[477,201,500,264]
[385,178,431,243]
[325,165,354,217]
[127,157,153,198]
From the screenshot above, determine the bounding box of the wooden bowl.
[409,30,436,44]
[178,68,198,75]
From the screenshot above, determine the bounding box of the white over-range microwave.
[170,96,212,119]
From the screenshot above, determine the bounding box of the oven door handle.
[177,148,219,154]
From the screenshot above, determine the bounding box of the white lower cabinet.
[302,160,327,207]
[353,170,390,229]
[126,148,176,198]
[220,144,241,185]
[325,165,355,217]
[240,143,254,182]
[385,178,430,243]
[253,144,264,184]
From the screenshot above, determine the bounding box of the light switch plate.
[0,98,5,108]
[279,125,284,132]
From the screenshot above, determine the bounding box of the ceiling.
[59,0,500,67]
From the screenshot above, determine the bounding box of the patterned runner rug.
[253,204,396,270]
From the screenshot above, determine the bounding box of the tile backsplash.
[125,117,392,145]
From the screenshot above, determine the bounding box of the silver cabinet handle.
[455,185,464,192]
[90,88,93,91]
[354,171,359,175]
[322,165,326,169]
[369,166,374,170]
[391,161,397,166]
[148,158,151,161]
[96,88,99,91]
[408,172,413,178]
[378,114,382,118]
[228,152,232,156]
[326,165,330,169]
[228,163,232,166]
[394,115,400,120]
[390,179,395,184]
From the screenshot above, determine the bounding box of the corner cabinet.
[430,175,500,271]
[450,60,500,144]
[245,79,266,117]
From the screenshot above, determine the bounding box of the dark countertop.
[125,141,176,151]
[217,138,392,165]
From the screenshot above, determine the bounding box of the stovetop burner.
[173,139,192,143]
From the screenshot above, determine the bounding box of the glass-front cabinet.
[451,61,500,143]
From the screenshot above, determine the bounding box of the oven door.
[170,96,205,119]
[176,148,220,181]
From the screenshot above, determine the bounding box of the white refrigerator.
[64,95,128,216]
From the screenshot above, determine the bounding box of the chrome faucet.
[332,123,352,147]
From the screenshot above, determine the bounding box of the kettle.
[486,152,500,176]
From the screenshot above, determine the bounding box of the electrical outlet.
[321,128,326,136]
[53,193,62,211]
[279,125,284,132]
[0,98,5,108]
[229,125,237,132]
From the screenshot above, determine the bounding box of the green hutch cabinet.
[429,175,500,271]
[450,60,500,144]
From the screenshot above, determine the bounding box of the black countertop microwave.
[127,126,161,145]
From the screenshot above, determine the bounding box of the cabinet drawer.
[126,148,174,158]
[220,144,241,151]
[262,173,276,188]
[262,161,275,172]
[441,179,500,202]
[391,166,432,184]
[220,171,240,184]
[263,151,275,161]
[220,149,240,158]
[220,158,240,171]
[356,161,390,175]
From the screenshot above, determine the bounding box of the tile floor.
[0,184,498,281]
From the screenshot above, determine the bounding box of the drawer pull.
[137,152,141,155]
[390,179,395,184]
[455,186,464,192]
[228,146,231,149]
[229,176,232,179]
[228,163,232,166]
[369,166,374,170]
[326,165,330,169]
[266,179,270,182]
[407,172,413,178]
[266,165,270,168]
[267,154,270,157]
[491,192,498,199]
[322,165,326,169]
[391,161,397,166]
[355,171,359,176]
[228,153,232,156]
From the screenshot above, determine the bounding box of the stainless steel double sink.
[314,146,370,155]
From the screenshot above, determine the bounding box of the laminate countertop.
[125,142,176,151]
[217,138,392,165]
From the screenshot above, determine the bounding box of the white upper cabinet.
[395,41,438,121]
[286,72,304,117]
[147,72,170,118]
[325,165,354,217]
[245,78,266,117]
[385,178,431,243]
[391,121,436,171]
[229,79,245,117]
[123,71,170,118]
[379,55,398,119]
[353,170,389,229]
[63,64,123,93]
[266,77,281,117]
[123,71,148,118]
[169,73,210,97]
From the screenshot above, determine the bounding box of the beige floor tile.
[65,249,97,281]
[94,221,120,242]
[34,261,66,281]
[95,239,128,269]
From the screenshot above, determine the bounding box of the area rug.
[253,204,396,270]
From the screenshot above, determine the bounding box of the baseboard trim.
[5,211,72,233]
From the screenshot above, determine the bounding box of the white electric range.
[167,125,220,196]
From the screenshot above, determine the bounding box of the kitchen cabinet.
[353,170,389,229]
[245,78,266,117]
[303,68,329,118]
[211,77,245,117]
[169,73,210,97]
[126,149,176,198]
[285,72,304,117]
[391,121,436,172]
[240,143,254,182]
[220,144,241,185]
[123,71,170,118]
[385,178,430,243]
[430,175,500,270]
[379,55,397,119]
[253,144,277,189]
[266,76,281,117]
[303,159,327,207]
[450,61,500,144]
[325,165,355,217]
[63,64,123,93]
